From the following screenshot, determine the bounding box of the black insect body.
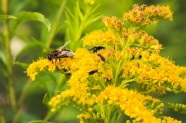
[130,54,142,60]
[90,46,105,53]
[47,49,74,61]
[97,53,106,62]
[47,40,74,61]
[89,69,98,75]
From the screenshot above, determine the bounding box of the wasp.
[47,40,74,60]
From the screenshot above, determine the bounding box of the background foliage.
[0,0,186,123]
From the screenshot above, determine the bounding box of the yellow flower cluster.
[102,16,124,32]
[96,86,163,122]
[26,4,186,122]
[48,84,96,112]
[168,103,186,114]
[83,30,117,47]
[121,49,186,94]
[126,116,181,123]
[77,113,91,123]
[122,29,162,52]
[26,57,73,81]
[26,58,54,81]
[124,4,173,27]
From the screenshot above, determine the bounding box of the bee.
[47,40,74,60]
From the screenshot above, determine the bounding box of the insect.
[89,46,106,62]
[47,40,74,60]
[97,53,106,62]
[89,46,105,53]
[130,54,142,60]
[88,69,98,75]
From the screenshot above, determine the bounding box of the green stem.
[114,61,122,86]
[43,111,53,121]
[0,116,5,123]
[17,79,32,107]
[106,105,111,123]
[45,0,67,48]
[72,3,92,48]
[2,0,16,109]
[12,109,21,123]
[0,101,6,123]
[115,112,122,123]
[12,79,32,123]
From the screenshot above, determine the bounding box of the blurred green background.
[0,0,186,123]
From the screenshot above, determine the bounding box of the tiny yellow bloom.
[26,58,52,81]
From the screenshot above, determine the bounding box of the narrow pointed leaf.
[13,11,51,31]
[0,15,17,20]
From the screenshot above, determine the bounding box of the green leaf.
[85,14,102,28]
[0,15,17,20]
[28,120,55,123]
[13,11,51,31]
[88,4,100,16]
[13,61,28,69]
[42,93,49,105]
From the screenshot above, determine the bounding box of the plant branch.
[45,0,67,48]
[2,0,16,109]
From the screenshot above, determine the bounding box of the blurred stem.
[2,0,16,109]
[0,101,6,123]
[45,0,67,48]
[12,110,21,123]
[0,116,5,123]
[43,111,53,121]
[115,112,122,123]
[17,79,32,106]
[114,61,122,86]
[73,3,92,48]
[106,105,111,123]
[1,0,8,14]
[74,4,91,41]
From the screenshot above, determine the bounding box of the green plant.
[1,0,186,123]
[26,4,186,123]
[0,0,101,122]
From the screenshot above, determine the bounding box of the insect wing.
[58,50,74,58]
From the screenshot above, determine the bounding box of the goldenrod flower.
[124,4,173,27]
[161,116,181,123]
[145,5,173,21]
[121,51,186,94]
[83,30,117,47]
[102,16,124,32]
[26,57,73,81]
[27,4,186,122]
[26,58,54,81]
[96,86,163,122]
